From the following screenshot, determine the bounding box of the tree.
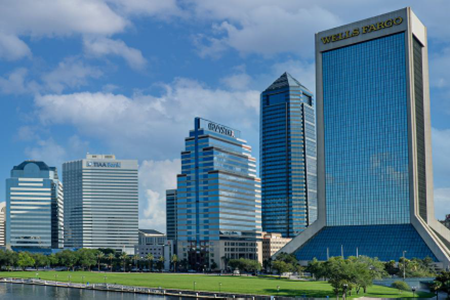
[434,270,450,299]
[263,258,272,273]
[146,253,154,271]
[171,254,178,272]
[17,252,35,271]
[97,252,105,271]
[211,260,218,271]
[157,255,165,272]
[48,254,59,268]
[307,258,326,280]
[272,260,290,278]
[76,249,97,271]
[120,253,128,272]
[57,250,77,271]
[107,253,115,272]
[33,253,48,270]
[133,254,140,270]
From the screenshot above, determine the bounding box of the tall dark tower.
[261,73,317,238]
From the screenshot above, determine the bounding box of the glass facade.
[166,189,177,241]
[177,118,261,270]
[323,33,410,226]
[261,73,316,237]
[296,224,437,261]
[6,161,64,250]
[63,154,138,254]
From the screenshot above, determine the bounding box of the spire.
[264,72,311,92]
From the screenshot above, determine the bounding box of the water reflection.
[0,283,177,300]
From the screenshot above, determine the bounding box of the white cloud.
[192,2,341,58]
[0,68,40,95]
[106,0,183,18]
[24,138,67,168]
[432,128,450,187]
[139,159,181,232]
[42,57,103,93]
[0,0,126,37]
[83,37,147,70]
[221,71,252,91]
[33,78,260,160]
[0,33,31,61]
[270,59,316,92]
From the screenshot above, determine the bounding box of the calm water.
[0,283,179,300]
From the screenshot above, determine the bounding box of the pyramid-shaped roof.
[264,72,311,93]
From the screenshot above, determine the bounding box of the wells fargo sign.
[321,17,403,44]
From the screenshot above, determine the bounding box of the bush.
[391,280,410,291]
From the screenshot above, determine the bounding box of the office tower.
[280,8,450,267]
[166,189,177,241]
[177,118,262,270]
[63,154,138,254]
[0,202,6,246]
[261,73,317,237]
[6,161,64,251]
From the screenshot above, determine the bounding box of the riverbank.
[0,271,435,299]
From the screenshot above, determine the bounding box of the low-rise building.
[262,232,292,261]
[134,229,174,270]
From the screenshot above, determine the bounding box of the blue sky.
[1,0,450,232]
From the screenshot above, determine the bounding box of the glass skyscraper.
[6,161,64,251]
[63,154,138,254]
[261,73,317,238]
[176,118,262,270]
[280,8,450,267]
[166,189,177,241]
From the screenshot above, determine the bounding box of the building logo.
[87,161,121,168]
[207,122,235,137]
[321,17,403,44]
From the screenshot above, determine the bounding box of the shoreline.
[0,277,270,299]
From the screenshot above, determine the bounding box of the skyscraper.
[261,73,317,237]
[177,118,262,270]
[280,8,450,267]
[6,161,64,251]
[63,154,138,254]
[0,202,5,246]
[166,189,177,241]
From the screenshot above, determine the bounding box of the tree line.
[0,249,179,272]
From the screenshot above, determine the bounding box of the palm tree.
[146,253,154,272]
[120,253,128,272]
[107,253,115,272]
[171,254,178,272]
[158,255,165,272]
[97,252,105,271]
[133,254,140,270]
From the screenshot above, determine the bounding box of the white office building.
[63,154,138,254]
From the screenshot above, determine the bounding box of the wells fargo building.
[280,8,450,266]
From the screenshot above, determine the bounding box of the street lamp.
[68,275,71,284]
[54,274,57,281]
[219,282,222,293]
[104,276,107,285]
[412,287,416,298]
[82,275,85,285]
[193,281,196,291]
[277,285,280,296]
[402,251,407,281]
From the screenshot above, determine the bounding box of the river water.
[0,283,179,300]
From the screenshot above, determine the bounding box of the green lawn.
[0,271,434,298]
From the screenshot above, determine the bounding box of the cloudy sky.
[1,0,450,232]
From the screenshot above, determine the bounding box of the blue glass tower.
[261,73,316,238]
[6,161,64,251]
[176,118,262,270]
[280,8,450,267]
